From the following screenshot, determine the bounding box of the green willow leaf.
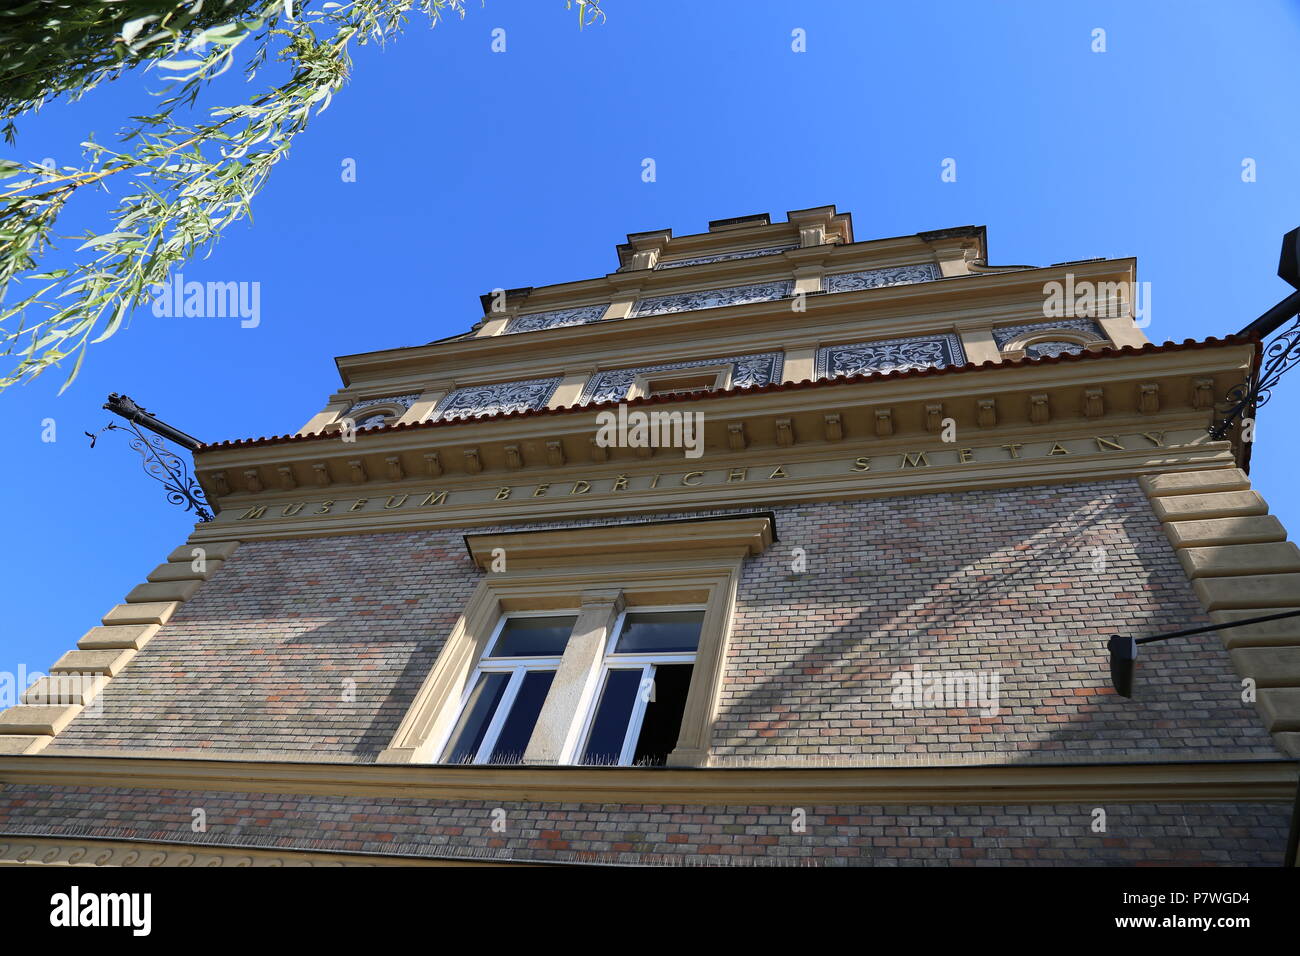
[0,0,603,393]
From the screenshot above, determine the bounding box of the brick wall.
[46,477,1280,761]
[0,784,1287,865]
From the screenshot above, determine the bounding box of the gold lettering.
[900,451,930,469]
[570,480,591,495]
[1002,443,1024,459]
[280,502,305,517]
[532,484,550,497]
[769,465,788,479]
[316,500,335,514]
[420,490,447,507]
[1047,442,1071,456]
[239,506,267,520]
[612,474,629,492]
[384,494,409,509]
[496,487,512,500]
[958,448,974,463]
[1094,435,1124,452]
[1141,431,1165,447]
[851,457,871,472]
[349,498,369,512]
[682,472,704,486]
[727,468,747,483]
[649,474,661,489]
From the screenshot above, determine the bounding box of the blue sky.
[3,0,1299,677]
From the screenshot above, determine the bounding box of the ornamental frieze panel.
[503,304,608,335]
[823,263,940,293]
[631,280,794,317]
[655,245,798,270]
[815,334,966,379]
[578,353,784,405]
[432,378,562,422]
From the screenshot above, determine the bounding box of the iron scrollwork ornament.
[1208,314,1300,440]
[87,418,213,521]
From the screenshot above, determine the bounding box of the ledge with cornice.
[189,338,1256,537]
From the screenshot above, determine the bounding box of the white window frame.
[434,610,576,765]
[569,605,705,767]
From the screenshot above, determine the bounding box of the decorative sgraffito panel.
[503,304,608,335]
[631,281,794,317]
[816,334,966,379]
[432,378,562,422]
[655,245,798,270]
[823,263,940,293]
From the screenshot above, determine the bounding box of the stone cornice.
[465,515,775,569]
[0,754,1292,805]
[208,338,1253,457]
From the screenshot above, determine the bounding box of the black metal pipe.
[1108,608,1300,866]
[1134,607,1300,645]
[103,393,203,451]
[1237,288,1300,340]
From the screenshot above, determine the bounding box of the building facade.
[2,206,1297,866]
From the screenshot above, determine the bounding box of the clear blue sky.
[3,0,1299,678]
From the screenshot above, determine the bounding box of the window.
[645,372,723,398]
[378,515,774,768]
[354,411,394,428]
[632,365,730,400]
[439,614,575,764]
[578,610,703,766]
[437,608,705,767]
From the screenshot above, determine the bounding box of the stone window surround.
[629,364,733,400]
[429,602,707,767]
[337,403,406,430]
[578,353,784,406]
[997,323,1109,360]
[377,515,774,768]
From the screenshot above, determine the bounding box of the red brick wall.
[46,478,1280,761]
[716,478,1275,761]
[0,784,1287,866]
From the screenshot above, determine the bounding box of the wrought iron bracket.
[1207,232,1300,441]
[88,394,213,522]
[1208,304,1300,440]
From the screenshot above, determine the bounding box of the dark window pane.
[581,669,642,765]
[442,672,509,763]
[632,664,693,766]
[614,611,703,654]
[488,670,555,764]
[492,615,577,657]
